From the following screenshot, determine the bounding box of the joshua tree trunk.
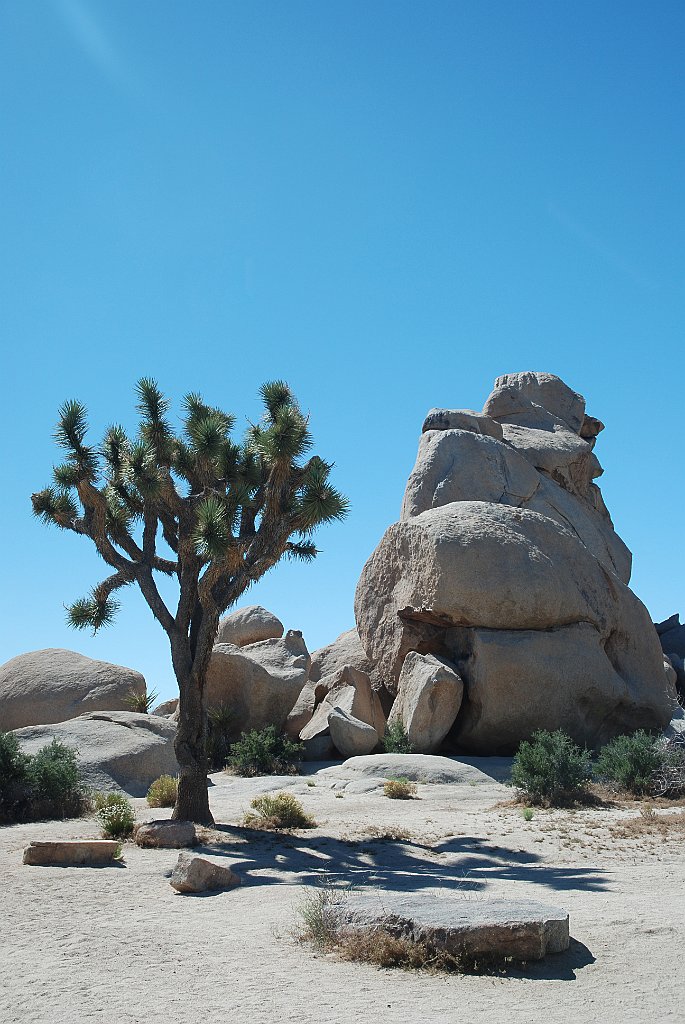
[170,634,214,825]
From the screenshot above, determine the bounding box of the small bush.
[0,732,32,822]
[227,726,303,777]
[595,730,664,795]
[206,704,235,770]
[124,687,159,714]
[0,734,89,823]
[96,792,136,839]
[521,807,534,822]
[382,722,412,754]
[652,736,685,797]
[26,739,90,819]
[511,729,593,806]
[244,791,315,830]
[296,884,347,949]
[383,776,417,800]
[146,775,178,808]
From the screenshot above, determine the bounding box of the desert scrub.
[146,774,178,807]
[381,722,412,754]
[95,791,136,839]
[383,776,417,799]
[124,687,159,714]
[243,791,315,830]
[510,729,592,806]
[296,884,348,949]
[521,807,534,822]
[0,733,89,823]
[594,730,664,795]
[227,725,303,777]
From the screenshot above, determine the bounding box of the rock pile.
[355,371,676,753]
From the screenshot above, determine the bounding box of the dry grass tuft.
[361,825,414,842]
[383,777,417,800]
[608,807,685,841]
[243,791,316,830]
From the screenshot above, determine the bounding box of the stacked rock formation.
[355,371,677,753]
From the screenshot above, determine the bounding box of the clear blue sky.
[1,1,683,702]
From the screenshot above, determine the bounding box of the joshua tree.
[31,379,348,824]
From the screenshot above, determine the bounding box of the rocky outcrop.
[297,666,385,760]
[13,711,178,796]
[215,605,284,647]
[308,628,382,688]
[387,652,463,754]
[0,650,146,732]
[205,630,310,736]
[355,372,677,753]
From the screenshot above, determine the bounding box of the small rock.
[170,853,240,893]
[23,840,120,867]
[134,820,196,849]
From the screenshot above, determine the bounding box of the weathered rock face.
[13,711,178,796]
[205,630,310,736]
[355,372,677,753]
[655,614,685,700]
[308,628,383,688]
[216,605,284,647]
[387,652,463,754]
[0,650,146,732]
[134,820,196,849]
[298,666,385,759]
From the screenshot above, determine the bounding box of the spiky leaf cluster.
[32,378,348,640]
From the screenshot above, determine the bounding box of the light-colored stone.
[421,408,503,439]
[328,708,378,758]
[134,820,196,849]
[319,753,496,785]
[354,373,677,753]
[206,630,310,735]
[388,652,463,754]
[0,649,145,732]
[13,711,178,797]
[335,892,569,961]
[152,698,179,718]
[216,605,284,647]
[23,840,119,867]
[308,628,381,688]
[170,853,240,893]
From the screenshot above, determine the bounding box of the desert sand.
[1,760,683,1024]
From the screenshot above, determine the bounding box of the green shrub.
[383,776,417,800]
[206,704,235,770]
[381,722,412,754]
[0,732,32,822]
[26,739,90,819]
[510,729,593,806]
[595,730,664,795]
[0,734,89,823]
[244,791,315,829]
[227,725,303,777]
[124,687,159,714]
[146,774,178,808]
[95,792,136,839]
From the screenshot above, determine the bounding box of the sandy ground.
[1,759,683,1024]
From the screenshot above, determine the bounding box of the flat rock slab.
[319,753,496,785]
[335,892,569,961]
[23,840,120,867]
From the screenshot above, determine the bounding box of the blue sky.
[1,1,683,702]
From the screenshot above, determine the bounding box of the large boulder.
[0,649,146,732]
[13,711,178,796]
[387,652,463,754]
[205,630,310,736]
[308,628,382,688]
[355,372,677,753]
[328,708,379,758]
[216,605,284,647]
